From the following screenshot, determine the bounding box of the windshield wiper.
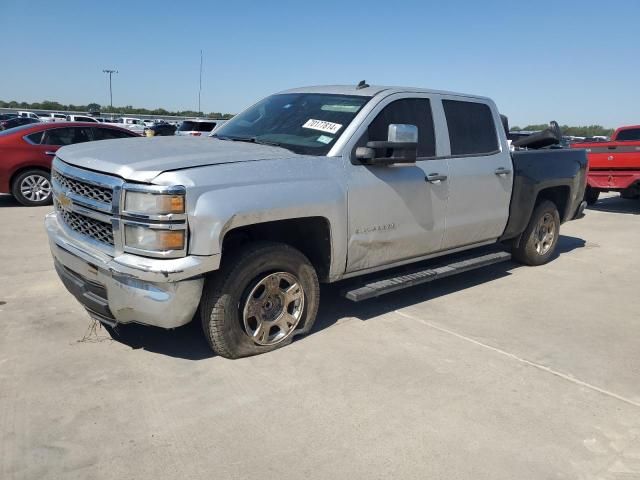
[212,135,293,152]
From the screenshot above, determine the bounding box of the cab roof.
[278,84,491,102]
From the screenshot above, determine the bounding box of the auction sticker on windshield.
[302,119,342,134]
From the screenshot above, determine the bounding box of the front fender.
[153,157,348,279]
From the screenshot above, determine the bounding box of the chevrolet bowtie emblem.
[56,192,73,210]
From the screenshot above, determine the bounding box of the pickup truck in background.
[39,113,68,123]
[572,125,640,204]
[45,83,587,358]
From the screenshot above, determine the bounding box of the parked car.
[144,122,177,136]
[111,117,146,134]
[572,125,640,204]
[0,122,139,206]
[0,113,18,121]
[38,113,68,123]
[17,111,40,120]
[175,119,220,136]
[45,83,588,359]
[0,117,40,130]
[66,115,99,123]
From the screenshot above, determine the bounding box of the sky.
[1,0,638,127]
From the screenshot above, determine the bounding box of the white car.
[38,113,68,122]
[175,119,223,136]
[66,115,99,123]
[17,111,40,120]
[112,117,146,134]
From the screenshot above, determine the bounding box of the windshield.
[213,93,370,155]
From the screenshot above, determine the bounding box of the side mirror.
[355,124,418,165]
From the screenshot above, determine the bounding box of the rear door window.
[443,100,499,156]
[365,98,436,157]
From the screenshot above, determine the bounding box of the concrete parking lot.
[1,193,639,480]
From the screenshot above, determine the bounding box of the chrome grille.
[52,170,113,204]
[55,202,114,246]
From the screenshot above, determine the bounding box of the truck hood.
[56,136,304,183]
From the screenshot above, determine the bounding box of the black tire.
[512,200,561,266]
[584,187,599,206]
[200,242,320,359]
[11,169,53,206]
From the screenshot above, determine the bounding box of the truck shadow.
[104,235,585,360]
[588,196,640,215]
[309,234,586,339]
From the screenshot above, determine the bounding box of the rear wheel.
[584,187,599,206]
[512,200,560,266]
[11,169,53,206]
[200,242,320,359]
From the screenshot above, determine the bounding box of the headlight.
[124,225,185,252]
[124,190,185,215]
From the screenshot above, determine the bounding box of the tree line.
[511,124,614,137]
[0,99,235,119]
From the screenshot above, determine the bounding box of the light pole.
[198,50,203,116]
[102,69,118,108]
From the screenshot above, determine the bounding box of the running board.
[343,248,512,302]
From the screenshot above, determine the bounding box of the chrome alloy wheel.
[242,272,305,346]
[534,212,556,255]
[20,174,52,202]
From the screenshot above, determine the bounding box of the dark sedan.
[144,122,177,136]
[0,116,40,130]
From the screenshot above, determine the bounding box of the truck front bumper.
[45,212,220,329]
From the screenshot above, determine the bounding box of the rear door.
[344,94,449,272]
[439,97,512,250]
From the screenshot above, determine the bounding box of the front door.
[345,95,449,273]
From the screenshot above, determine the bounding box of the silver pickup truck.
[45,84,588,358]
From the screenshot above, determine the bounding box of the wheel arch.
[9,165,51,191]
[220,216,333,282]
[535,185,571,222]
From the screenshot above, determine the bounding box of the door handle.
[44,151,57,156]
[494,167,512,176]
[426,173,448,183]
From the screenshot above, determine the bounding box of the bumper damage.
[45,212,219,329]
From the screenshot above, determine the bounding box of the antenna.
[356,80,369,90]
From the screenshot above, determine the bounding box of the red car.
[0,122,139,206]
[571,125,640,204]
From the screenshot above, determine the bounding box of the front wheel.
[512,200,561,266]
[200,242,320,359]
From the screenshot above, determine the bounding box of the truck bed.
[500,148,588,241]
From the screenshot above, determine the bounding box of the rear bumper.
[588,171,640,190]
[46,212,218,328]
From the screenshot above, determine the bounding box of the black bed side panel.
[500,149,587,241]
